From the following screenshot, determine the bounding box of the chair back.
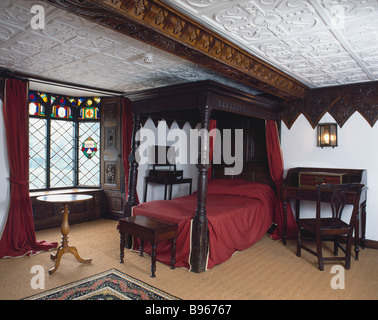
[316,183,364,228]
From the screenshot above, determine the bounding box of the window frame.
[28,90,101,191]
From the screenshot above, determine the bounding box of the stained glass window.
[50,120,75,188]
[78,97,101,120]
[28,91,101,190]
[78,123,100,186]
[28,92,47,116]
[51,96,75,119]
[29,118,47,189]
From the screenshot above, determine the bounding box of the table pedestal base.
[49,202,92,275]
[49,246,92,275]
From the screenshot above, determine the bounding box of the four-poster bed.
[123,80,284,273]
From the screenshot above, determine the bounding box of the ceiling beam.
[42,0,309,100]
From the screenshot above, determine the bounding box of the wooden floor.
[0,219,377,300]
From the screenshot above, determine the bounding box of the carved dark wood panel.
[282,82,378,128]
[101,97,125,219]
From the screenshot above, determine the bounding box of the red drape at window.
[121,98,139,203]
[265,120,296,240]
[208,119,217,180]
[0,79,57,258]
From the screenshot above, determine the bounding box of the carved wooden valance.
[282,81,378,129]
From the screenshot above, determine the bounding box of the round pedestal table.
[37,194,93,275]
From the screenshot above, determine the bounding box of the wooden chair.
[296,183,364,271]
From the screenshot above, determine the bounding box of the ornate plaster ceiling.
[163,0,378,88]
[0,0,263,96]
[0,0,377,97]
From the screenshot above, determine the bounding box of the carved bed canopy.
[123,80,282,272]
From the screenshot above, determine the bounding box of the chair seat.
[298,218,351,233]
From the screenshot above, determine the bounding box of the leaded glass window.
[78,122,100,186]
[29,118,47,189]
[28,91,101,190]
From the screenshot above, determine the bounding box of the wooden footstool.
[119,215,178,278]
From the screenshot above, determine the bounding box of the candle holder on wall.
[317,123,338,148]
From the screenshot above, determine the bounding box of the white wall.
[136,118,199,202]
[0,99,10,238]
[281,112,378,241]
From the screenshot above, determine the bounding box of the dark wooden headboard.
[210,110,274,188]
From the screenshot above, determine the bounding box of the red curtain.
[0,79,57,258]
[265,120,296,240]
[122,97,138,203]
[208,119,217,180]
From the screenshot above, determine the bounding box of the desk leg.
[354,201,367,261]
[361,200,367,249]
[164,184,168,200]
[283,200,287,246]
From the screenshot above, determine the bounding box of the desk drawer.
[299,172,345,188]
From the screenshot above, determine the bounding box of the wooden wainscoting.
[31,189,104,231]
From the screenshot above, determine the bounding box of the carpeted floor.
[0,219,377,300]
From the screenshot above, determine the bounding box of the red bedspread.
[132,179,276,271]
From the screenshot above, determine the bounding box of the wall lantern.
[317,123,338,148]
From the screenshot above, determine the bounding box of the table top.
[37,194,93,203]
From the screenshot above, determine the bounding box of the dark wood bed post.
[190,106,212,273]
[124,112,141,218]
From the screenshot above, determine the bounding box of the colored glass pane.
[86,99,93,106]
[40,93,48,103]
[29,102,45,116]
[69,98,76,106]
[79,106,100,120]
[78,98,84,106]
[29,92,37,101]
[94,97,101,105]
[52,105,72,119]
[81,136,97,159]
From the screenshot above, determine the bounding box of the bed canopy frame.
[124,80,283,273]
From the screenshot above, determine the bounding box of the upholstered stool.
[119,215,178,277]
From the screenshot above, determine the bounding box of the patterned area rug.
[23,268,180,300]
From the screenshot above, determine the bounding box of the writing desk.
[143,176,192,202]
[281,167,367,260]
